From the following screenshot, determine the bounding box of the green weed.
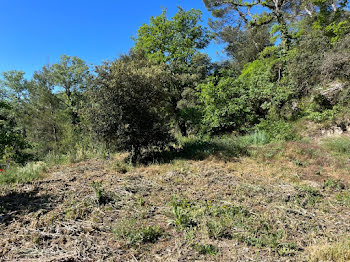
[171,196,197,229]
[295,185,322,207]
[324,178,346,191]
[193,243,219,255]
[336,191,350,206]
[91,181,112,205]
[114,220,164,246]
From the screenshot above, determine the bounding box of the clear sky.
[0,0,226,78]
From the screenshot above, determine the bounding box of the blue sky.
[0,0,226,78]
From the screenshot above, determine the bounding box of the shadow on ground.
[0,188,54,224]
[141,137,250,164]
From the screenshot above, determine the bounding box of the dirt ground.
[1,140,350,261]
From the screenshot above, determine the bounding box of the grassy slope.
[1,135,350,261]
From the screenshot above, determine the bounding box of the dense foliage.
[1,2,349,164]
[89,55,174,163]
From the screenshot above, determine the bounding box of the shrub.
[198,76,255,134]
[90,55,174,163]
[256,119,298,142]
[198,55,293,134]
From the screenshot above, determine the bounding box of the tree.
[90,54,174,163]
[25,66,66,154]
[213,24,272,69]
[133,7,212,136]
[203,0,324,51]
[51,55,90,126]
[0,71,31,134]
[133,7,211,69]
[0,101,30,166]
[204,0,349,50]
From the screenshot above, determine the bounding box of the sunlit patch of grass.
[238,130,269,146]
[323,136,350,157]
[108,160,133,174]
[0,161,47,184]
[308,238,350,262]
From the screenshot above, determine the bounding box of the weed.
[193,243,219,255]
[295,185,322,207]
[114,220,163,246]
[294,159,304,166]
[324,178,346,191]
[207,217,234,240]
[171,196,197,229]
[335,191,350,206]
[91,181,112,205]
[137,197,146,207]
[205,204,251,240]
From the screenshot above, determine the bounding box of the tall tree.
[133,7,212,136]
[214,24,271,69]
[26,66,65,154]
[0,71,31,136]
[51,55,90,126]
[204,0,349,51]
[0,101,30,165]
[133,7,211,70]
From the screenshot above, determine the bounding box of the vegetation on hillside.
[1,2,349,166]
[1,1,350,260]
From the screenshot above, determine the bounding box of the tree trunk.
[171,96,187,137]
[276,13,292,52]
[179,121,187,137]
[130,146,141,164]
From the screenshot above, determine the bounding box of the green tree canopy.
[133,7,213,136]
[90,54,174,163]
[133,7,212,72]
[51,55,90,125]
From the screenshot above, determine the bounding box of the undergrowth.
[0,161,47,184]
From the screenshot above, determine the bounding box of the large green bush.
[90,55,174,163]
[199,54,293,134]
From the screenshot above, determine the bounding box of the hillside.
[1,134,350,261]
[1,1,350,261]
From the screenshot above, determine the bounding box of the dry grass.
[308,238,350,262]
[1,136,350,261]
